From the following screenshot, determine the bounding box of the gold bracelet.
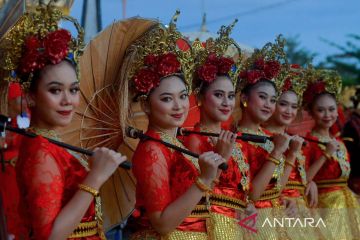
[285,160,296,168]
[213,178,220,185]
[267,155,280,165]
[79,184,99,197]
[323,152,332,160]
[195,177,212,193]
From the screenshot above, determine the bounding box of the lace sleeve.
[133,142,172,213]
[20,145,64,239]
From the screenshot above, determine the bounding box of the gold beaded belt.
[258,189,280,201]
[209,193,247,210]
[285,181,305,192]
[316,178,348,188]
[68,220,98,238]
[189,193,247,218]
[189,204,209,218]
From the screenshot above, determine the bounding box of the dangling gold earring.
[243,101,247,108]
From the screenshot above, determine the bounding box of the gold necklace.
[199,124,219,146]
[155,130,200,172]
[311,131,350,178]
[311,131,332,142]
[28,127,60,140]
[28,127,89,171]
[237,126,262,136]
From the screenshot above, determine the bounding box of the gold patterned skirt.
[130,229,208,240]
[254,200,290,240]
[283,195,330,240]
[316,187,360,240]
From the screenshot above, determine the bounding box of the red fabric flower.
[239,70,248,80]
[43,29,71,64]
[19,36,44,73]
[264,60,280,79]
[18,29,71,74]
[19,50,46,74]
[254,58,265,70]
[24,36,41,50]
[197,63,218,83]
[247,70,264,84]
[197,54,234,82]
[218,57,234,74]
[133,69,160,94]
[303,81,326,105]
[157,53,181,76]
[144,54,159,67]
[282,78,292,92]
[206,53,219,65]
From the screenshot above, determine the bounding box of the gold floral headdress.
[0,3,84,90]
[122,10,195,100]
[192,19,243,93]
[237,35,289,94]
[277,64,307,104]
[302,65,342,108]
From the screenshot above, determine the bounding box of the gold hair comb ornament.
[237,35,289,94]
[302,65,342,108]
[192,19,243,93]
[0,2,84,90]
[122,10,195,100]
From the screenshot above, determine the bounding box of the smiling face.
[271,90,299,126]
[200,76,235,123]
[242,81,277,123]
[310,93,338,129]
[28,60,80,129]
[146,75,190,129]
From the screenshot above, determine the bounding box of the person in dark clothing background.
[343,86,360,194]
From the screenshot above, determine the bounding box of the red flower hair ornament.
[133,52,181,94]
[239,57,281,85]
[303,81,326,105]
[281,64,301,92]
[18,29,72,75]
[197,54,235,83]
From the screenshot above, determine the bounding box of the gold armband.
[267,155,281,165]
[79,184,99,197]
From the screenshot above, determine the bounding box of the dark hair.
[24,59,77,93]
[197,74,232,96]
[242,78,277,96]
[309,92,337,111]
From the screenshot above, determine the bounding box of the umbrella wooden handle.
[0,115,132,170]
[126,126,228,171]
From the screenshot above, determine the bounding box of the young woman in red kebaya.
[264,65,328,239]
[303,68,360,239]
[235,37,296,239]
[182,28,255,239]
[0,6,127,239]
[121,17,226,239]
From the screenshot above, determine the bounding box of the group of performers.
[0,3,359,240]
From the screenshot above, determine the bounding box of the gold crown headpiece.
[237,35,289,94]
[192,19,243,93]
[123,10,195,100]
[276,64,307,104]
[0,3,84,90]
[302,65,342,108]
